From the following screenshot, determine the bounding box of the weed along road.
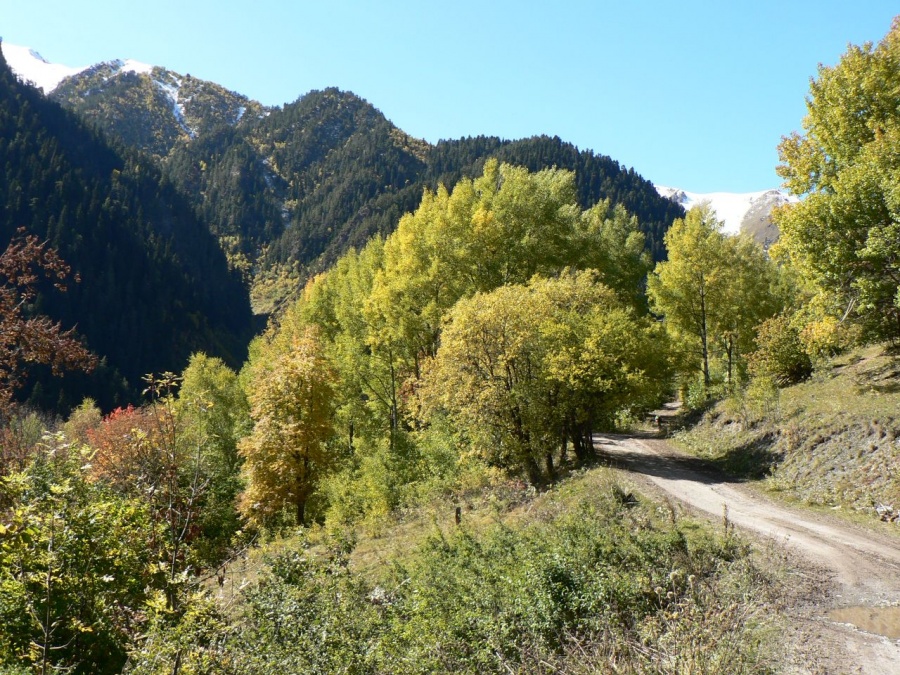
[595,433,900,674]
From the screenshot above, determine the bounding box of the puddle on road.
[828,606,900,639]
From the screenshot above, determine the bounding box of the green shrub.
[0,440,157,675]
[749,313,813,386]
[147,477,774,674]
[799,315,858,362]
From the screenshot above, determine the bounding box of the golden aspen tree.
[774,18,900,340]
[239,327,336,525]
[649,205,783,393]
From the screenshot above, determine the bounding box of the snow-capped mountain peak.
[1,43,89,93]
[2,44,193,136]
[655,185,797,242]
[118,58,154,76]
[2,43,159,94]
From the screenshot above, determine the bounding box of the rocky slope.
[656,185,798,248]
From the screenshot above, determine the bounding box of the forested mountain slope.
[2,38,686,402]
[0,45,254,410]
[165,90,684,276]
[50,59,268,159]
[16,47,683,282]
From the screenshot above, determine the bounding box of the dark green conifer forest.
[0,46,254,410]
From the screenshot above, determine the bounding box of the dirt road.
[594,433,900,674]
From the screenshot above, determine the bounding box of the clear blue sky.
[1,1,897,193]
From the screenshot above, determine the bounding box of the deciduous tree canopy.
[648,205,783,391]
[240,327,337,525]
[420,272,669,482]
[774,18,900,340]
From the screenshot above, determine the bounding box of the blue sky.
[1,1,897,193]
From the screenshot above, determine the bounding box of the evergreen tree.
[0,42,254,411]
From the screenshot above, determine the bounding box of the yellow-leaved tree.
[648,205,783,394]
[239,327,336,526]
[419,271,669,484]
[774,18,900,340]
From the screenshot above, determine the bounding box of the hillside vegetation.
[0,154,763,674]
[3,17,900,675]
[52,61,267,159]
[675,343,900,519]
[0,46,254,410]
[126,465,784,674]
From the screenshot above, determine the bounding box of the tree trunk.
[525,456,543,485]
[559,429,568,466]
[571,426,590,464]
[699,281,710,391]
[701,329,710,390]
[726,335,734,386]
[582,427,594,459]
[388,349,398,452]
[296,498,306,527]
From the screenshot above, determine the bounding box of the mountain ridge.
[0,44,255,410]
[3,41,685,312]
[655,185,797,248]
[5,44,786,203]
[1,43,89,92]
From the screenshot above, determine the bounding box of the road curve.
[594,433,900,673]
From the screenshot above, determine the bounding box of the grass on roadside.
[182,463,792,675]
[673,344,900,523]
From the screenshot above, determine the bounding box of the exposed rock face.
[656,185,798,248]
[739,189,794,250]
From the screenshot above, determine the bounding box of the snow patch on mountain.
[655,186,797,236]
[120,58,153,76]
[2,43,89,93]
[154,72,195,138]
[5,43,198,138]
[4,44,156,93]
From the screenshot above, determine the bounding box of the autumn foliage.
[0,229,96,414]
[240,327,337,525]
[85,405,162,489]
